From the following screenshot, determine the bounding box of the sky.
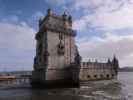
[0,0,133,71]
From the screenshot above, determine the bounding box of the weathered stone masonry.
[31,9,80,87]
[80,57,119,81]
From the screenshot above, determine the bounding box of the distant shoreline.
[119,71,133,72]
[119,67,133,72]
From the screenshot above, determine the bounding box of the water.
[0,72,133,100]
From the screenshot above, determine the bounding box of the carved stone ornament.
[57,41,65,55]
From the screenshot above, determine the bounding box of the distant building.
[31,9,119,88]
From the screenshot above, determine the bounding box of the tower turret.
[107,58,111,64]
[47,8,52,16]
[68,15,72,27]
[62,11,67,21]
[39,17,43,28]
[112,55,119,74]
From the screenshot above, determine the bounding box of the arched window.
[112,74,114,77]
[106,74,109,78]
[88,75,90,78]
[57,41,64,55]
[94,75,97,78]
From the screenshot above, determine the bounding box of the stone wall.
[79,62,116,81]
[45,30,76,80]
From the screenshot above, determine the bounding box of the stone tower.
[31,9,81,87]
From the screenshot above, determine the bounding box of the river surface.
[0,72,133,100]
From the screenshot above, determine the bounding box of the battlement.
[81,59,112,67]
[40,8,72,25]
[37,9,76,37]
[81,57,119,70]
[81,62,113,69]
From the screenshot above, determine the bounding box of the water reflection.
[30,81,124,100]
[31,89,80,100]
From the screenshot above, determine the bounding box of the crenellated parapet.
[37,8,76,38]
[81,58,119,70]
[81,61,113,69]
[79,57,119,81]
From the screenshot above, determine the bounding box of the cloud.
[45,0,66,6]
[77,33,133,67]
[0,22,36,51]
[31,11,44,22]
[73,0,126,12]
[90,4,133,31]
[73,0,133,67]
[120,53,133,67]
[1,15,19,24]
[73,0,133,31]
[0,20,36,71]
[28,11,44,30]
[73,15,92,32]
